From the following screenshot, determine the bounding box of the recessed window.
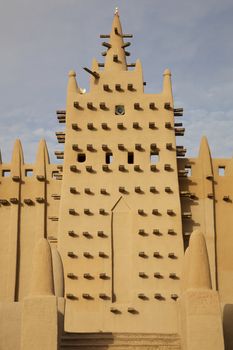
[115,105,125,115]
[2,170,11,177]
[105,152,113,164]
[128,152,134,164]
[77,153,86,163]
[218,166,225,176]
[185,166,192,177]
[25,169,33,177]
[150,152,159,164]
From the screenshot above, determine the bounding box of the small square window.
[115,105,125,115]
[52,171,59,178]
[77,153,86,163]
[150,152,159,164]
[218,166,225,176]
[25,169,33,177]
[2,170,11,177]
[128,152,134,164]
[185,166,192,177]
[106,152,113,164]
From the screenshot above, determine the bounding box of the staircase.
[60,332,181,349]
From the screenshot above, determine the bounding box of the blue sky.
[0,0,233,162]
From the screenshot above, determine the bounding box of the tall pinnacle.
[104,9,127,71]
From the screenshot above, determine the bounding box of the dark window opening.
[2,170,11,177]
[106,152,113,164]
[150,152,159,164]
[218,166,225,176]
[25,169,33,177]
[77,153,86,163]
[115,105,125,115]
[128,152,134,164]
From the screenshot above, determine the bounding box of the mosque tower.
[0,8,231,350]
[58,8,184,333]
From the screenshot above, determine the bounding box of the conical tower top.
[104,9,127,71]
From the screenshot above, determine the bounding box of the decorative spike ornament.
[66,70,79,108]
[163,68,173,105]
[35,139,50,178]
[198,136,213,179]
[11,139,24,179]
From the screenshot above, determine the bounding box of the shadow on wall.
[223,304,233,350]
[59,332,115,348]
[180,178,200,251]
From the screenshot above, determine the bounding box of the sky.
[0,0,233,163]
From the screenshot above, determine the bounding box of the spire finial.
[115,7,119,15]
[104,8,127,71]
[162,68,173,104]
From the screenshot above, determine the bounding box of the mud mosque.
[0,9,232,350]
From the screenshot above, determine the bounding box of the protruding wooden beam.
[122,34,133,38]
[56,110,66,123]
[175,127,185,136]
[83,67,100,79]
[121,42,131,48]
[164,102,171,110]
[102,42,112,49]
[56,132,65,144]
[54,151,64,160]
[100,34,110,38]
[174,108,183,112]
[73,101,83,110]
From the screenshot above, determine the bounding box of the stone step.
[60,333,181,349]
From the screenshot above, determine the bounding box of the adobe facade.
[0,9,232,350]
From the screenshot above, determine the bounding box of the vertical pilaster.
[34,139,49,241]
[21,239,57,350]
[198,136,216,289]
[8,139,23,301]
